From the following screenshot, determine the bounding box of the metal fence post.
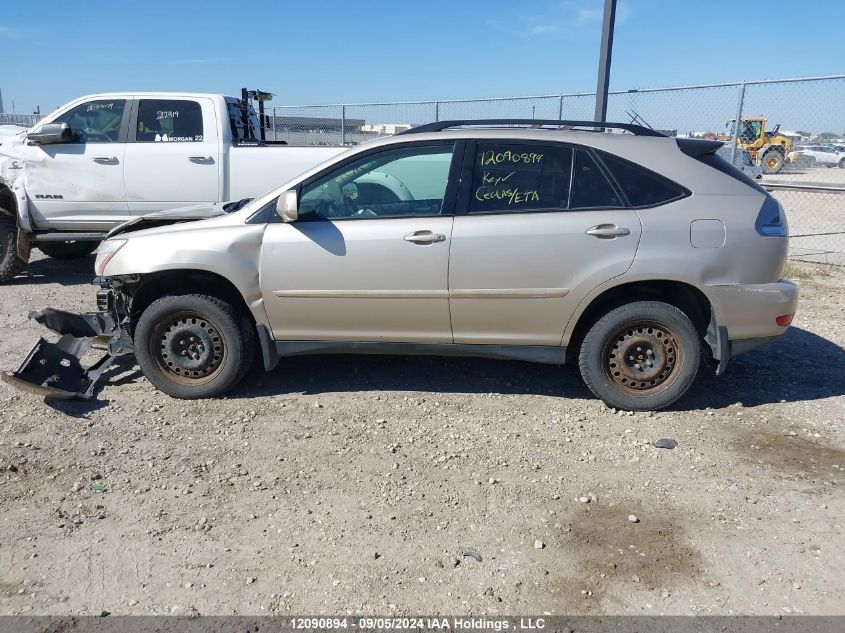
[341,105,346,145]
[434,101,440,122]
[730,81,746,165]
[558,95,564,119]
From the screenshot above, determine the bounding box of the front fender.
[101,224,269,328]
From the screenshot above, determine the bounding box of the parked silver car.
[3,119,797,410]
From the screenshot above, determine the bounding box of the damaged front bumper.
[1,289,133,399]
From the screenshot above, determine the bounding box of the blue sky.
[1,0,843,114]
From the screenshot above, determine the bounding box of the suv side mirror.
[27,122,75,145]
[275,190,298,222]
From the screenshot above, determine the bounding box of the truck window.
[136,99,204,142]
[52,99,126,143]
[226,100,260,141]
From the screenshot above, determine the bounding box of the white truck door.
[123,97,220,214]
[25,98,130,231]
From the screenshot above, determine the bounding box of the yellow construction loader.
[719,117,793,174]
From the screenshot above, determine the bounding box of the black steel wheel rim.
[601,319,685,397]
[150,311,227,386]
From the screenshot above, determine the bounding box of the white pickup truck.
[0,92,346,282]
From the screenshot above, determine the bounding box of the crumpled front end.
[1,289,134,399]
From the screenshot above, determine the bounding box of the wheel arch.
[564,279,713,363]
[0,184,17,220]
[127,269,259,334]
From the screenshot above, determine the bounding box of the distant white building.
[780,130,812,142]
[361,123,412,134]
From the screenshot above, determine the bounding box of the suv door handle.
[403,230,446,245]
[585,224,631,238]
[188,155,214,163]
[92,156,118,164]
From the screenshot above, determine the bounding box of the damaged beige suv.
[3,119,797,410]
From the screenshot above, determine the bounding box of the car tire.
[38,240,99,259]
[839,159,845,169]
[578,301,700,411]
[0,219,28,284]
[134,293,256,399]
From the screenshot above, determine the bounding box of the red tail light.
[776,314,793,327]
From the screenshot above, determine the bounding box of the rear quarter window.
[598,150,689,207]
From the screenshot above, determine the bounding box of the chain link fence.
[270,75,845,265]
[1,77,843,264]
[0,113,41,127]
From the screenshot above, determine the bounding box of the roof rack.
[398,119,666,137]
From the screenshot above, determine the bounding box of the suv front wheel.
[134,293,255,399]
[578,301,700,411]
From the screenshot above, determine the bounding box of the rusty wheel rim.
[150,311,227,386]
[602,320,684,397]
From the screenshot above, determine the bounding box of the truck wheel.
[38,240,99,259]
[134,294,256,399]
[0,220,28,284]
[761,151,784,174]
[578,301,700,411]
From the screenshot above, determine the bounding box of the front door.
[449,141,643,345]
[26,98,129,230]
[260,142,460,343]
[123,97,220,214]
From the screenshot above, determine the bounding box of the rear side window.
[599,151,688,207]
[570,150,624,209]
[469,143,572,213]
[136,99,204,142]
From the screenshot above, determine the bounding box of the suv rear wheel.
[134,294,255,399]
[578,301,700,411]
[38,240,99,259]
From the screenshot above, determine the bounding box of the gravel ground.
[0,253,843,616]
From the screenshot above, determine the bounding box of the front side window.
[469,143,572,214]
[299,144,454,220]
[136,99,204,142]
[53,99,126,143]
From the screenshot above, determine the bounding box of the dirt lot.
[0,253,843,616]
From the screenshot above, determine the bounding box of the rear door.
[25,97,130,230]
[123,97,220,214]
[448,140,642,346]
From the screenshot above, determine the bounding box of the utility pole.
[594,0,617,124]
[0,88,4,113]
